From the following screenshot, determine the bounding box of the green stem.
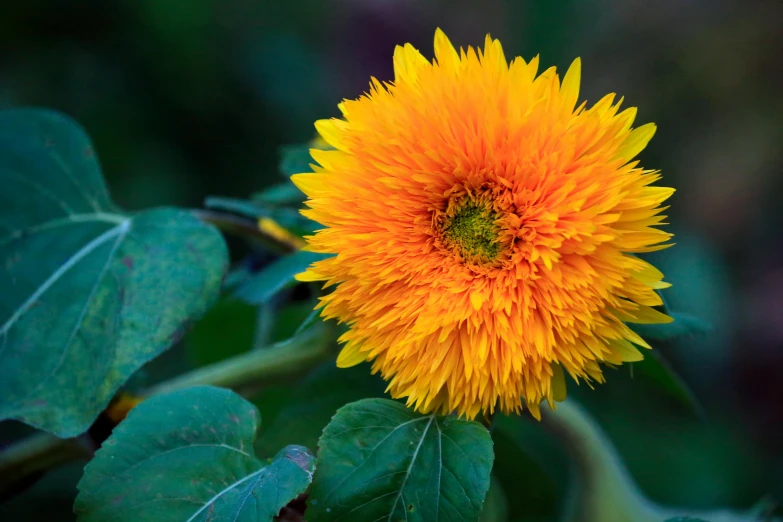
[145,323,330,396]
[541,400,777,522]
[0,323,332,499]
[541,400,661,522]
[192,209,296,253]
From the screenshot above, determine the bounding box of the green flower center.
[440,202,501,261]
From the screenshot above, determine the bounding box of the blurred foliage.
[1,0,782,520]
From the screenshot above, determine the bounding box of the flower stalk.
[541,400,777,522]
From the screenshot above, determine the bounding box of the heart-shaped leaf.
[308,398,494,522]
[75,386,315,521]
[0,109,227,436]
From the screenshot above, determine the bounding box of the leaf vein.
[387,414,435,521]
[321,416,429,502]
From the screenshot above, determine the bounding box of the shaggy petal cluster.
[293,30,674,419]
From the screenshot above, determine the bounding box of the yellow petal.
[470,291,485,310]
[105,393,143,423]
[258,218,305,249]
[336,346,368,368]
[309,134,330,149]
[314,119,348,149]
[393,43,428,84]
[434,28,459,69]
[483,34,507,71]
[290,173,326,196]
[295,269,326,282]
[561,57,581,112]
[617,122,656,162]
[624,306,673,325]
[527,401,542,420]
[611,339,645,362]
[551,363,568,402]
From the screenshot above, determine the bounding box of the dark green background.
[1,0,782,520]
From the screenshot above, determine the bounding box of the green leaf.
[234,251,330,305]
[0,109,227,437]
[253,182,305,205]
[632,351,705,419]
[205,196,317,235]
[279,143,316,178]
[205,196,269,219]
[308,398,494,522]
[632,312,711,343]
[293,306,323,336]
[74,386,315,522]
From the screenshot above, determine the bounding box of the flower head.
[293,29,673,419]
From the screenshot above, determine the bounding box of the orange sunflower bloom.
[293,29,674,419]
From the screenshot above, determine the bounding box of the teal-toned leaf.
[205,196,317,235]
[279,143,315,178]
[205,196,268,219]
[234,251,330,305]
[74,386,315,522]
[268,301,317,343]
[632,351,705,419]
[632,312,711,343]
[647,234,733,371]
[253,182,304,205]
[293,305,323,337]
[0,109,227,437]
[663,518,710,522]
[308,398,494,522]
[223,264,253,291]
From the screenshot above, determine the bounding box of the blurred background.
[1,0,782,520]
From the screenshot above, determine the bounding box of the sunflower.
[293,29,673,419]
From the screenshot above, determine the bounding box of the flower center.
[439,200,501,262]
